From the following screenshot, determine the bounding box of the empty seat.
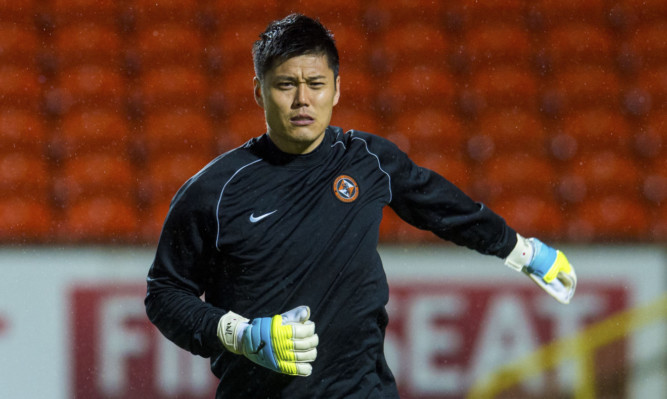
[544,23,614,68]
[635,65,667,106]
[140,198,171,243]
[330,106,380,134]
[53,23,122,69]
[449,0,525,27]
[542,66,621,113]
[124,0,199,26]
[137,66,207,110]
[55,108,130,155]
[567,195,650,241]
[379,66,457,112]
[326,24,369,64]
[474,108,547,155]
[0,152,50,199]
[627,24,667,67]
[45,0,119,25]
[464,66,538,114]
[141,108,214,155]
[463,24,533,70]
[48,65,125,115]
[0,196,52,243]
[53,154,135,204]
[207,66,259,115]
[337,67,377,111]
[622,0,667,22]
[374,24,449,71]
[220,110,267,148]
[490,195,565,240]
[286,0,364,24]
[390,109,465,155]
[0,108,46,153]
[365,0,448,29]
[211,23,267,72]
[140,153,211,204]
[132,24,203,69]
[60,196,139,242]
[650,204,667,241]
[558,152,642,203]
[642,157,667,204]
[0,23,39,67]
[0,66,41,107]
[201,0,279,29]
[635,111,667,158]
[528,0,607,29]
[555,108,633,159]
[473,154,557,202]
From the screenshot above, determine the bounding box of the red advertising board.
[71,282,628,399]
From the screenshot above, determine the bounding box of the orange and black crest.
[333,175,359,203]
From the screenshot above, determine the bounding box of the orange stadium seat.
[474,108,547,155]
[390,109,465,155]
[286,0,364,25]
[651,204,667,241]
[0,196,52,243]
[543,23,614,68]
[0,23,39,67]
[635,111,667,158]
[132,24,203,69]
[140,152,212,204]
[55,109,130,156]
[472,154,556,202]
[44,0,119,25]
[220,110,267,149]
[326,24,369,65]
[211,23,267,72]
[558,151,642,203]
[463,24,533,71]
[556,108,633,159]
[0,66,41,107]
[642,157,667,204]
[124,0,199,26]
[337,67,377,111]
[53,23,122,69]
[208,67,258,116]
[490,195,565,240]
[136,66,207,110]
[48,65,125,115]
[627,24,667,67]
[635,65,667,107]
[528,0,607,29]
[54,154,135,205]
[199,0,280,30]
[60,196,139,243]
[140,108,214,155]
[0,0,37,24]
[567,195,650,242]
[374,24,449,72]
[379,66,457,113]
[464,66,538,115]
[0,108,46,153]
[365,0,448,29]
[0,152,50,199]
[330,106,380,134]
[450,0,525,27]
[542,66,621,114]
[140,198,171,243]
[622,0,667,22]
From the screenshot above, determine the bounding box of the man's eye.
[278,82,294,89]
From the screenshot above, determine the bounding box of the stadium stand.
[0,1,664,244]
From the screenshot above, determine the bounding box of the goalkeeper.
[145,13,576,398]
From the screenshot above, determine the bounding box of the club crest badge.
[333,175,359,203]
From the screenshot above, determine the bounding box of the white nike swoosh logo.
[249,210,277,223]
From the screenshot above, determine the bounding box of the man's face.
[254,54,340,154]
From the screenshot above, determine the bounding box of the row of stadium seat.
[1,0,666,245]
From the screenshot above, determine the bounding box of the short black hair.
[253,14,339,82]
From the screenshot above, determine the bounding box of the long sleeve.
[361,131,517,258]
[145,172,227,358]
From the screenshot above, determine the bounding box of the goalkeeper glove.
[217,306,318,376]
[505,234,577,304]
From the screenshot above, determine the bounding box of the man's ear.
[333,75,341,106]
[253,77,264,108]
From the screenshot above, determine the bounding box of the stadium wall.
[0,245,665,399]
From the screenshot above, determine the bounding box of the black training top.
[145,126,517,398]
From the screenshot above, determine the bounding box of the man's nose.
[293,83,310,107]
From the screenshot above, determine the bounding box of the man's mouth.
[290,114,315,126]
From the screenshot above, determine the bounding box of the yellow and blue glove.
[217,306,318,376]
[505,234,577,304]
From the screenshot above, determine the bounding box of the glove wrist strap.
[217,311,249,354]
[504,233,534,272]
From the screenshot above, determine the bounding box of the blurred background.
[0,0,665,398]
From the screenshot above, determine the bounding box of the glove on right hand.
[218,306,318,376]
